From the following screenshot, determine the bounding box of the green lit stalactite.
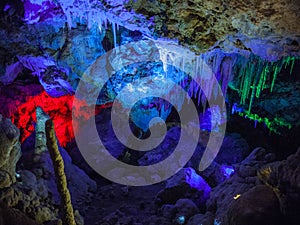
[290,57,295,75]
[270,65,279,92]
[241,64,252,105]
[237,111,292,134]
[283,56,296,75]
[255,61,263,98]
[229,55,298,133]
[234,55,298,108]
[256,65,268,98]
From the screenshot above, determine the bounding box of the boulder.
[156,167,210,208]
[174,198,199,221]
[206,147,275,222]
[258,147,300,224]
[226,185,283,225]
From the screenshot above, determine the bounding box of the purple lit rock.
[156,167,211,207]
[15,56,74,97]
[23,0,61,24]
[0,61,23,85]
[39,66,74,97]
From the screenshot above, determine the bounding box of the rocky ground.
[0,111,300,225]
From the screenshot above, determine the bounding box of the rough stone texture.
[258,147,300,224]
[6,0,300,59]
[257,80,300,128]
[0,201,41,225]
[119,0,300,58]
[0,186,23,207]
[187,132,249,186]
[156,168,210,209]
[174,198,199,221]
[0,184,58,224]
[62,148,97,207]
[205,147,276,223]
[35,107,50,155]
[226,185,283,225]
[23,105,96,208]
[18,170,49,199]
[0,134,91,224]
[1,0,299,87]
[28,143,97,209]
[0,114,21,188]
[0,1,299,225]
[0,0,105,94]
[1,0,299,144]
[0,109,97,224]
[29,0,299,59]
[138,126,181,166]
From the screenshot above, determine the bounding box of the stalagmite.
[34,107,50,155]
[45,119,76,225]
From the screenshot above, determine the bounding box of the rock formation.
[0,114,21,188]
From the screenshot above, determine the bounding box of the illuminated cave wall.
[0,0,299,147]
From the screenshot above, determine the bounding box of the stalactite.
[112,22,117,48]
[56,0,110,32]
[270,65,279,92]
[255,65,268,98]
[231,55,299,112]
[233,109,292,134]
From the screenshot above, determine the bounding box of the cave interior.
[0,0,300,225]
